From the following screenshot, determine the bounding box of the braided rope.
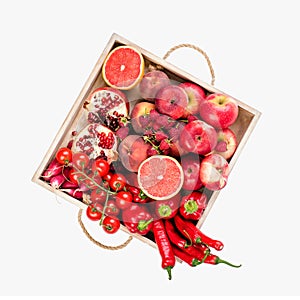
[163,43,215,86]
[78,209,133,250]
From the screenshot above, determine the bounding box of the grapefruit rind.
[137,155,184,201]
[102,46,145,90]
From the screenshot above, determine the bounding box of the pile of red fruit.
[41,45,241,279]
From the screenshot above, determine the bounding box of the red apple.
[179,82,206,118]
[199,93,239,129]
[155,85,188,119]
[139,70,170,102]
[181,154,203,190]
[118,135,151,172]
[214,128,238,160]
[169,139,188,157]
[130,101,155,133]
[200,153,229,191]
[179,120,217,155]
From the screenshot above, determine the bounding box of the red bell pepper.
[122,203,153,235]
[179,192,207,220]
[155,194,180,219]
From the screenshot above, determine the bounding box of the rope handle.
[77,43,215,250]
[163,43,215,86]
[78,209,133,250]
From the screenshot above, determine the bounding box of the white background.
[0,0,299,297]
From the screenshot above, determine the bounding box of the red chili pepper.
[174,215,224,251]
[172,246,201,267]
[179,192,207,220]
[165,219,190,249]
[196,230,224,251]
[203,254,241,268]
[192,247,241,268]
[122,203,153,235]
[155,194,180,219]
[165,219,209,262]
[174,215,202,244]
[153,220,176,280]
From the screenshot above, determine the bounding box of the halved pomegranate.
[72,123,118,164]
[84,87,129,123]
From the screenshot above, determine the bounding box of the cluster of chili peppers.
[152,214,241,280]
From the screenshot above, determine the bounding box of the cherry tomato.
[81,175,102,190]
[105,199,120,216]
[92,158,110,177]
[109,173,127,191]
[72,152,89,170]
[69,168,85,185]
[103,172,113,182]
[102,216,120,234]
[115,191,133,209]
[86,203,103,221]
[56,147,72,165]
[90,188,107,204]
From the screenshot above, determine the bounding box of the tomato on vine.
[109,173,127,191]
[90,188,107,204]
[56,147,72,165]
[102,216,120,234]
[69,168,84,185]
[115,191,133,209]
[86,203,103,221]
[72,152,89,170]
[92,158,110,177]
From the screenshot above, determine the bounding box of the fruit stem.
[143,136,160,151]
[72,169,116,195]
[99,191,110,226]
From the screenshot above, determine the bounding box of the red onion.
[50,174,66,189]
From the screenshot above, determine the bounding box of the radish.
[42,159,63,181]
[61,181,79,189]
[50,174,66,189]
[62,188,83,199]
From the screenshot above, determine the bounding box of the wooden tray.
[32,33,261,248]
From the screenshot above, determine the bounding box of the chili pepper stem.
[165,266,172,280]
[215,257,242,268]
[137,218,153,231]
[192,259,202,266]
[200,250,210,264]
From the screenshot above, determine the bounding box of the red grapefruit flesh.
[137,155,184,200]
[102,46,144,90]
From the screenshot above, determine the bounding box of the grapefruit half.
[137,155,184,200]
[102,45,144,90]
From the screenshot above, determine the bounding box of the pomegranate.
[84,87,129,123]
[72,123,118,164]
